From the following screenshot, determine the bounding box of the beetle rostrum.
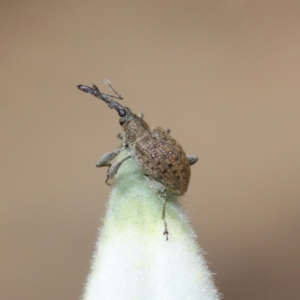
[77,80,198,240]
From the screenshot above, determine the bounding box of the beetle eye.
[118,108,126,117]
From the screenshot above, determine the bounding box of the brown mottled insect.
[77,80,198,240]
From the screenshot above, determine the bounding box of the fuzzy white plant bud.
[82,151,220,300]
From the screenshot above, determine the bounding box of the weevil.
[77,80,198,240]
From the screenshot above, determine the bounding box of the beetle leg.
[144,175,169,240]
[186,154,198,166]
[105,155,131,185]
[161,194,169,240]
[117,132,124,140]
[95,145,128,168]
[144,175,166,193]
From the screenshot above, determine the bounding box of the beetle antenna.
[104,79,123,100]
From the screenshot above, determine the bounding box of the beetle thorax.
[121,114,150,145]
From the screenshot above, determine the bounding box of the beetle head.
[77,81,150,144]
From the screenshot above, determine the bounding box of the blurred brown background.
[1,1,300,299]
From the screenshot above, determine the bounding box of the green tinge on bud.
[82,151,220,300]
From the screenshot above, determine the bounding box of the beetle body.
[115,105,191,195]
[132,126,191,196]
